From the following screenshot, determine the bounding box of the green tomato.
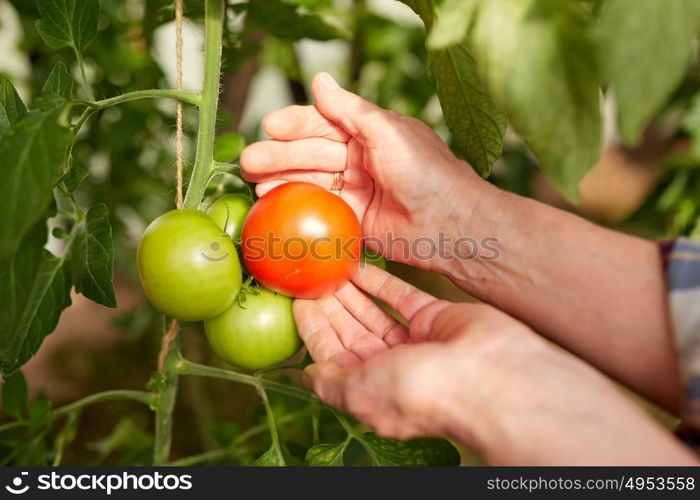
[205,193,251,240]
[361,247,386,270]
[204,287,301,370]
[137,209,242,321]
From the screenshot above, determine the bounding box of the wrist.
[431,168,508,284]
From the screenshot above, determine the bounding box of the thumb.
[311,72,391,137]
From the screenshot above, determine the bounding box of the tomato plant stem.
[74,47,95,102]
[153,322,181,465]
[173,359,318,402]
[80,89,201,109]
[168,408,314,466]
[0,390,153,434]
[256,384,285,465]
[151,0,225,464]
[183,0,225,210]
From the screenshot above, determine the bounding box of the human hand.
[296,265,698,465]
[240,72,490,271]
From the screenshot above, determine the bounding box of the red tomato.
[242,182,362,299]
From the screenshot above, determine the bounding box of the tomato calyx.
[237,276,262,308]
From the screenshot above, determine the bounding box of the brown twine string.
[175,0,185,209]
[159,0,185,374]
[158,319,180,373]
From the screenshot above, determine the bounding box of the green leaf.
[0,221,73,378]
[28,397,52,434]
[691,217,700,241]
[63,164,89,194]
[42,62,74,99]
[89,418,152,464]
[237,0,345,41]
[361,433,460,466]
[470,0,602,200]
[430,45,506,176]
[35,0,100,52]
[0,107,74,259]
[404,0,506,176]
[252,445,286,466]
[304,442,347,466]
[0,105,10,133]
[213,132,246,163]
[427,0,481,50]
[71,204,116,308]
[36,62,74,110]
[2,370,28,420]
[684,94,700,160]
[0,75,27,131]
[599,0,700,145]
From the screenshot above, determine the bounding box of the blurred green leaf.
[252,445,286,466]
[691,217,700,241]
[71,203,116,308]
[683,93,700,160]
[470,0,602,200]
[88,417,152,465]
[2,370,28,420]
[28,397,52,434]
[0,75,27,133]
[213,132,246,163]
[0,221,73,378]
[361,433,460,466]
[0,107,74,259]
[36,0,99,53]
[599,0,700,145]
[427,0,481,50]
[237,0,345,41]
[305,441,347,466]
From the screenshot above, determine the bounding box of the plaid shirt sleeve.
[660,238,700,448]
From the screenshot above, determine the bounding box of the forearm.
[480,391,698,466]
[440,181,681,410]
[442,343,697,465]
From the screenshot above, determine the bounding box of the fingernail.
[318,72,340,90]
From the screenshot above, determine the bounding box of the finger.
[351,265,437,322]
[263,105,350,142]
[255,180,286,197]
[293,300,361,367]
[253,161,368,197]
[407,300,454,343]
[317,295,388,360]
[303,362,350,410]
[334,282,409,346]
[244,169,334,186]
[240,138,347,177]
[311,72,394,138]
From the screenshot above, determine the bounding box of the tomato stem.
[168,407,315,466]
[256,384,285,465]
[73,46,95,102]
[153,320,181,465]
[183,0,226,210]
[151,0,225,464]
[0,390,153,434]
[173,359,319,402]
[78,89,201,109]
